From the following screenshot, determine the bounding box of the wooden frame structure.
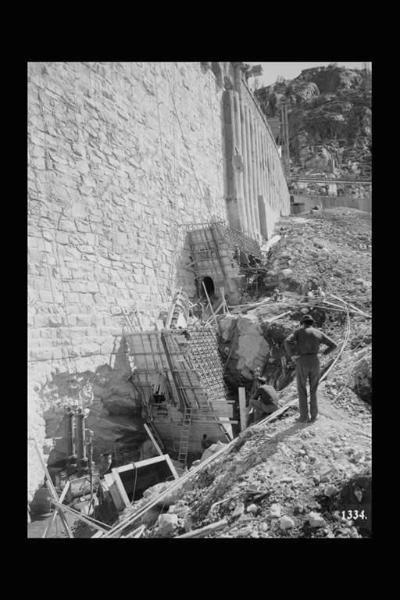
[125,326,235,460]
[187,222,262,306]
[111,455,179,510]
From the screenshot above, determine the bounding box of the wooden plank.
[101,441,231,538]
[50,499,110,533]
[238,387,247,432]
[266,311,292,324]
[202,281,217,325]
[164,454,180,480]
[111,469,131,509]
[123,524,146,538]
[111,454,179,512]
[104,473,126,512]
[175,518,228,538]
[144,424,163,456]
[91,529,105,538]
[160,332,185,407]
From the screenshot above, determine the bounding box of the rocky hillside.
[255,65,372,185]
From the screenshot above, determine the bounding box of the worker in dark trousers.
[247,377,279,426]
[284,315,337,423]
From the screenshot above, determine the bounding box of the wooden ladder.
[177,407,193,467]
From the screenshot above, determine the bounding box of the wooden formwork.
[125,328,234,455]
[188,223,261,303]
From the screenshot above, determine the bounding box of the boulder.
[168,501,189,519]
[324,484,338,498]
[219,315,238,342]
[235,314,269,377]
[269,503,282,518]
[232,503,245,518]
[307,512,326,528]
[280,268,293,278]
[156,513,179,537]
[279,516,295,530]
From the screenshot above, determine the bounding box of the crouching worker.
[201,434,213,451]
[246,377,279,427]
[284,314,337,423]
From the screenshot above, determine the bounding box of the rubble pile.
[135,207,371,539]
[138,380,371,539]
[264,208,371,311]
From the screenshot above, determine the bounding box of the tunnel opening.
[201,276,215,299]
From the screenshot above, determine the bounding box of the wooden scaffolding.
[125,327,235,467]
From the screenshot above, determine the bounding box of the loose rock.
[269,503,282,518]
[279,516,295,530]
[307,512,326,528]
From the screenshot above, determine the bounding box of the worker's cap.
[257,376,267,383]
[300,314,314,324]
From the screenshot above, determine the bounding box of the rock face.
[219,314,269,384]
[37,360,145,467]
[350,349,372,404]
[255,65,371,186]
[236,315,269,379]
[219,309,296,392]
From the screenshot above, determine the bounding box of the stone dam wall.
[27,62,290,500]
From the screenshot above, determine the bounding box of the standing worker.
[247,377,279,426]
[284,315,337,423]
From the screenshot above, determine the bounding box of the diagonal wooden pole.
[202,281,217,325]
[32,439,74,538]
[43,480,70,538]
[49,499,110,533]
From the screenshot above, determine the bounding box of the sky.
[249,62,369,87]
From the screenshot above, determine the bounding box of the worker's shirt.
[284,327,337,357]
